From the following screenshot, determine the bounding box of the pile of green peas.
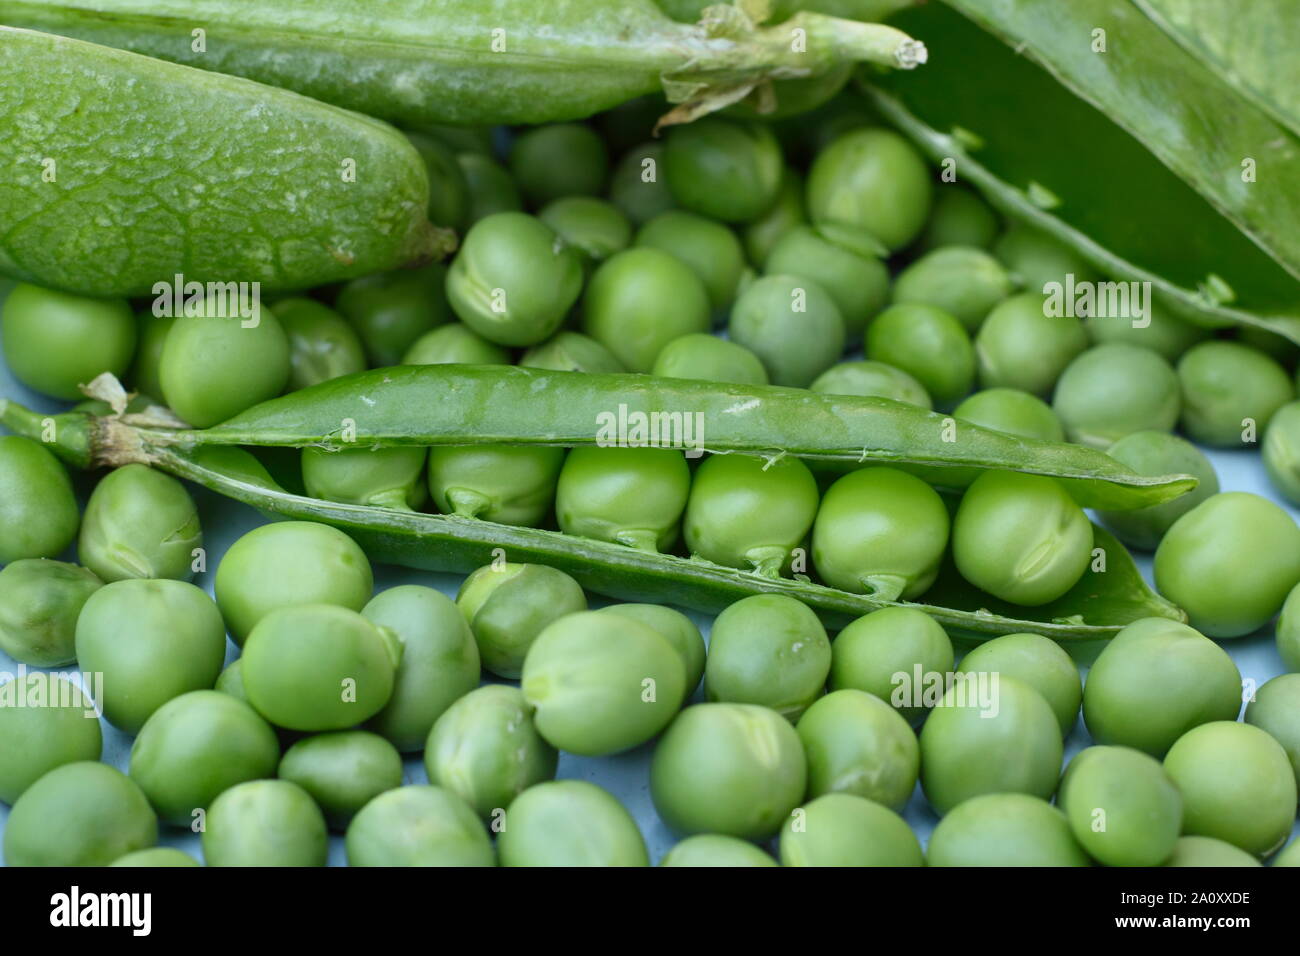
[3,87,1300,868]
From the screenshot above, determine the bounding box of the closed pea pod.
[556,446,691,553]
[0,559,101,667]
[427,444,565,527]
[0,436,79,565]
[302,445,428,510]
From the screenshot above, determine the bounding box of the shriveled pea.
[336,263,451,367]
[302,445,428,510]
[926,794,1089,867]
[521,331,626,374]
[958,632,1082,736]
[428,444,564,526]
[953,388,1063,442]
[556,446,692,552]
[0,559,101,667]
[402,323,510,365]
[456,563,587,679]
[79,464,202,583]
[203,780,327,867]
[780,793,922,867]
[1058,745,1183,866]
[1095,431,1219,551]
[272,297,367,391]
[1,284,136,399]
[651,334,768,386]
[829,606,954,726]
[0,435,79,564]
[796,689,919,810]
[975,292,1088,397]
[729,274,846,387]
[891,246,1015,332]
[811,360,930,408]
[278,730,404,829]
[346,785,494,867]
[664,118,783,223]
[806,127,931,251]
[511,124,609,206]
[635,210,749,313]
[865,303,973,407]
[0,676,102,805]
[458,153,523,226]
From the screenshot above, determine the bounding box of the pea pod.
[0,1,927,127]
[0,26,449,297]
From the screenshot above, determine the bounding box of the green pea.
[500,780,647,867]
[664,118,783,223]
[993,223,1100,291]
[129,690,280,826]
[1,283,136,399]
[635,210,749,313]
[202,779,328,867]
[361,585,481,752]
[829,606,954,726]
[1095,430,1220,551]
[214,659,250,706]
[1177,341,1294,447]
[582,246,711,372]
[424,685,558,820]
[111,848,200,867]
[730,273,845,387]
[0,559,101,667]
[926,793,1089,867]
[335,263,451,367]
[865,303,973,406]
[953,388,1063,442]
[650,703,806,840]
[129,310,175,401]
[765,225,889,341]
[520,331,626,374]
[974,292,1089,397]
[1273,839,1300,868]
[1052,344,1181,447]
[684,454,818,575]
[427,444,565,526]
[456,563,587,679]
[919,676,1063,815]
[952,471,1092,606]
[1154,492,1300,638]
[1165,836,1262,868]
[404,131,470,229]
[271,297,367,391]
[658,834,779,867]
[214,521,374,646]
[608,142,676,227]
[556,446,692,553]
[892,246,1015,332]
[279,730,404,829]
[1264,400,1300,505]
[1278,583,1300,672]
[510,123,609,206]
[742,167,805,268]
[75,579,227,734]
[812,467,950,601]
[346,785,495,867]
[539,196,632,266]
[1083,301,1209,361]
[705,595,830,721]
[651,334,768,386]
[811,360,930,408]
[302,444,428,511]
[780,793,922,867]
[0,676,101,805]
[1244,674,1300,790]
[447,212,584,347]
[78,464,201,583]
[958,632,1082,736]
[596,604,707,702]
[242,604,401,732]
[915,185,1000,253]
[458,152,524,225]
[3,762,156,867]
[1164,721,1296,857]
[0,436,79,565]
[522,610,685,755]
[1082,618,1241,757]
[1057,745,1183,866]
[159,297,290,428]
[796,689,918,810]
[401,322,510,366]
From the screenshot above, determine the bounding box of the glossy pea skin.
[1154,492,1300,638]
[684,454,819,575]
[891,246,1015,332]
[651,334,768,385]
[335,263,451,367]
[865,303,973,407]
[556,446,691,553]
[0,559,101,667]
[1165,836,1262,868]
[271,297,367,391]
[829,606,954,726]
[582,246,711,372]
[520,331,626,374]
[129,690,280,826]
[401,322,511,366]
[214,659,250,705]
[919,676,1063,815]
[1,283,136,399]
[427,444,565,526]
[1273,839,1300,867]
[202,779,328,867]
[1052,344,1181,447]
[1277,583,1300,672]
[1057,745,1183,866]
[424,684,558,820]
[597,604,707,703]
[806,127,931,251]
[78,464,201,584]
[214,521,374,646]
[635,210,749,313]
[510,123,609,206]
[608,141,676,227]
[0,676,101,805]
[456,563,587,679]
[446,212,584,347]
[539,196,632,266]
[658,834,778,867]
[650,702,806,840]
[953,388,1063,442]
[1081,617,1241,757]
[958,632,1082,736]
[458,152,524,225]
[1245,674,1300,788]
[242,604,401,732]
[1095,430,1220,551]
[404,131,469,230]
[159,299,290,428]
[915,185,1000,252]
[766,224,890,340]
[1083,302,1208,361]
[796,689,918,810]
[705,594,831,721]
[1177,341,1294,447]
[1263,401,1300,505]
[729,274,846,388]
[926,793,1089,867]
[302,444,428,510]
[993,224,1100,291]
[346,785,495,867]
[811,360,930,408]
[522,611,685,755]
[952,471,1092,607]
[812,467,950,601]
[278,731,404,829]
[974,292,1089,397]
[111,847,200,867]
[1164,721,1297,857]
[75,579,227,734]
[362,585,481,752]
[500,780,647,867]
[780,793,922,867]
[743,166,805,268]
[0,436,80,565]
[3,762,156,867]
[663,118,783,223]
[129,310,175,400]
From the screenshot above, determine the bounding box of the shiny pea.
[427,444,564,526]
[0,559,102,667]
[555,446,691,553]
[0,436,80,565]
[302,444,428,510]
[456,563,587,679]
